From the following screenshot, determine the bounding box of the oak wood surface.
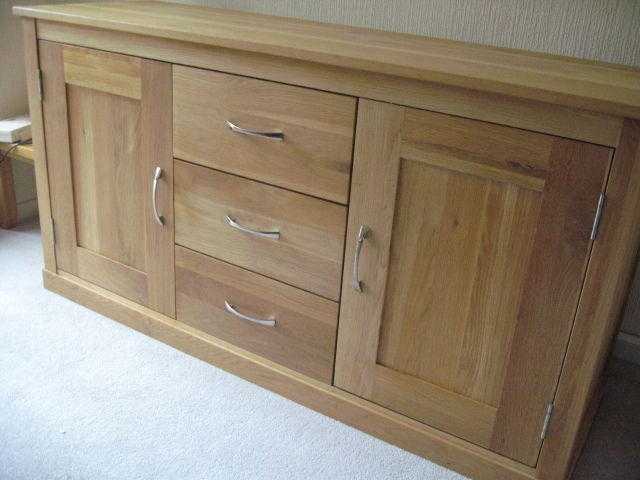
[0,159,18,229]
[141,59,175,316]
[43,268,537,480]
[40,41,76,272]
[174,160,346,301]
[376,151,541,409]
[0,142,35,164]
[334,100,404,396]
[13,1,640,118]
[67,84,146,271]
[40,42,175,316]
[489,134,612,465]
[335,100,612,466]
[620,263,640,337]
[76,247,147,305]
[174,66,355,204]
[21,19,56,270]
[36,21,624,148]
[63,46,142,99]
[175,246,339,383]
[537,119,640,478]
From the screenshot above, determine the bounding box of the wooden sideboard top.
[14,1,640,118]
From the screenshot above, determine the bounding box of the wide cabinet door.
[40,42,175,317]
[335,100,612,466]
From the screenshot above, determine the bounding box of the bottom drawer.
[175,246,339,383]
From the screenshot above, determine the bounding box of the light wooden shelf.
[0,141,35,165]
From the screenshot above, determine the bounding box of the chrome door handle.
[225,120,284,141]
[352,225,369,292]
[152,166,164,226]
[224,301,276,327]
[225,215,280,239]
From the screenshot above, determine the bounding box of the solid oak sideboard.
[14,3,640,479]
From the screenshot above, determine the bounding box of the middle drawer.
[174,160,347,301]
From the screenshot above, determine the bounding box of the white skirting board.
[614,332,640,365]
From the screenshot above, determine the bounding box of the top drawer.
[173,67,356,204]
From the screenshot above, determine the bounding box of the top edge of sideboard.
[14,0,640,119]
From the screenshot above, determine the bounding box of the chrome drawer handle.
[224,301,276,327]
[225,215,280,240]
[225,120,284,141]
[152,167,164,226]
[352,225,369,292]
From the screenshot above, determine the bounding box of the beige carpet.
[0,220,466,480]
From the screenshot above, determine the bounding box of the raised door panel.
[40,42,175,316]
[335,100,612,466]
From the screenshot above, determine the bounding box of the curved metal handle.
[224,301,276,327]
[225,215,280,240]
[225,120,284,141]
[352,225,370,292]
[152,167,164,226]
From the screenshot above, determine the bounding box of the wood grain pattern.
[620,262,640,336]
[376,158,541,409]
[76,247,147,306]
[40,41,78,274]
[36,20,624,148]
[13,1,640,118]
[43,268,537,480]
[537,119,640,479]
[401,108,553,188]
[21,19,56,270]
[63,45,141,99]
[0,142,35,164]
[67,84,145,271]
[335,100,612,466]
[334,100,404,397]
[0,157,17,229]
[490,137,612,466]
[174,160,346,301]
[173,67,355,204]
[400,144,545,192]
[373,364,498,447]
[175,246,339,383]
[40,42,175,316]
[141,59,175,317]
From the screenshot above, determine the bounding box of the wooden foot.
[0,158,18,229]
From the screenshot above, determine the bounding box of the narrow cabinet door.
[40,42,175,317]
[335,100,612,466]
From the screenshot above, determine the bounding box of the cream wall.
[1,0,639,352]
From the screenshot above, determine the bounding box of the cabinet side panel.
[39,40,78,274]
[537,119,640,478]
[22,22,55,271]
[491,140,612,465]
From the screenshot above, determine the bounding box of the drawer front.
[174,160,347,301]
[173,66,356,204]
[176,246,339,383]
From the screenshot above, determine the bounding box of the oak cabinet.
[40,43,175,316]
[17,3,640,480]
[335,100,612,466]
